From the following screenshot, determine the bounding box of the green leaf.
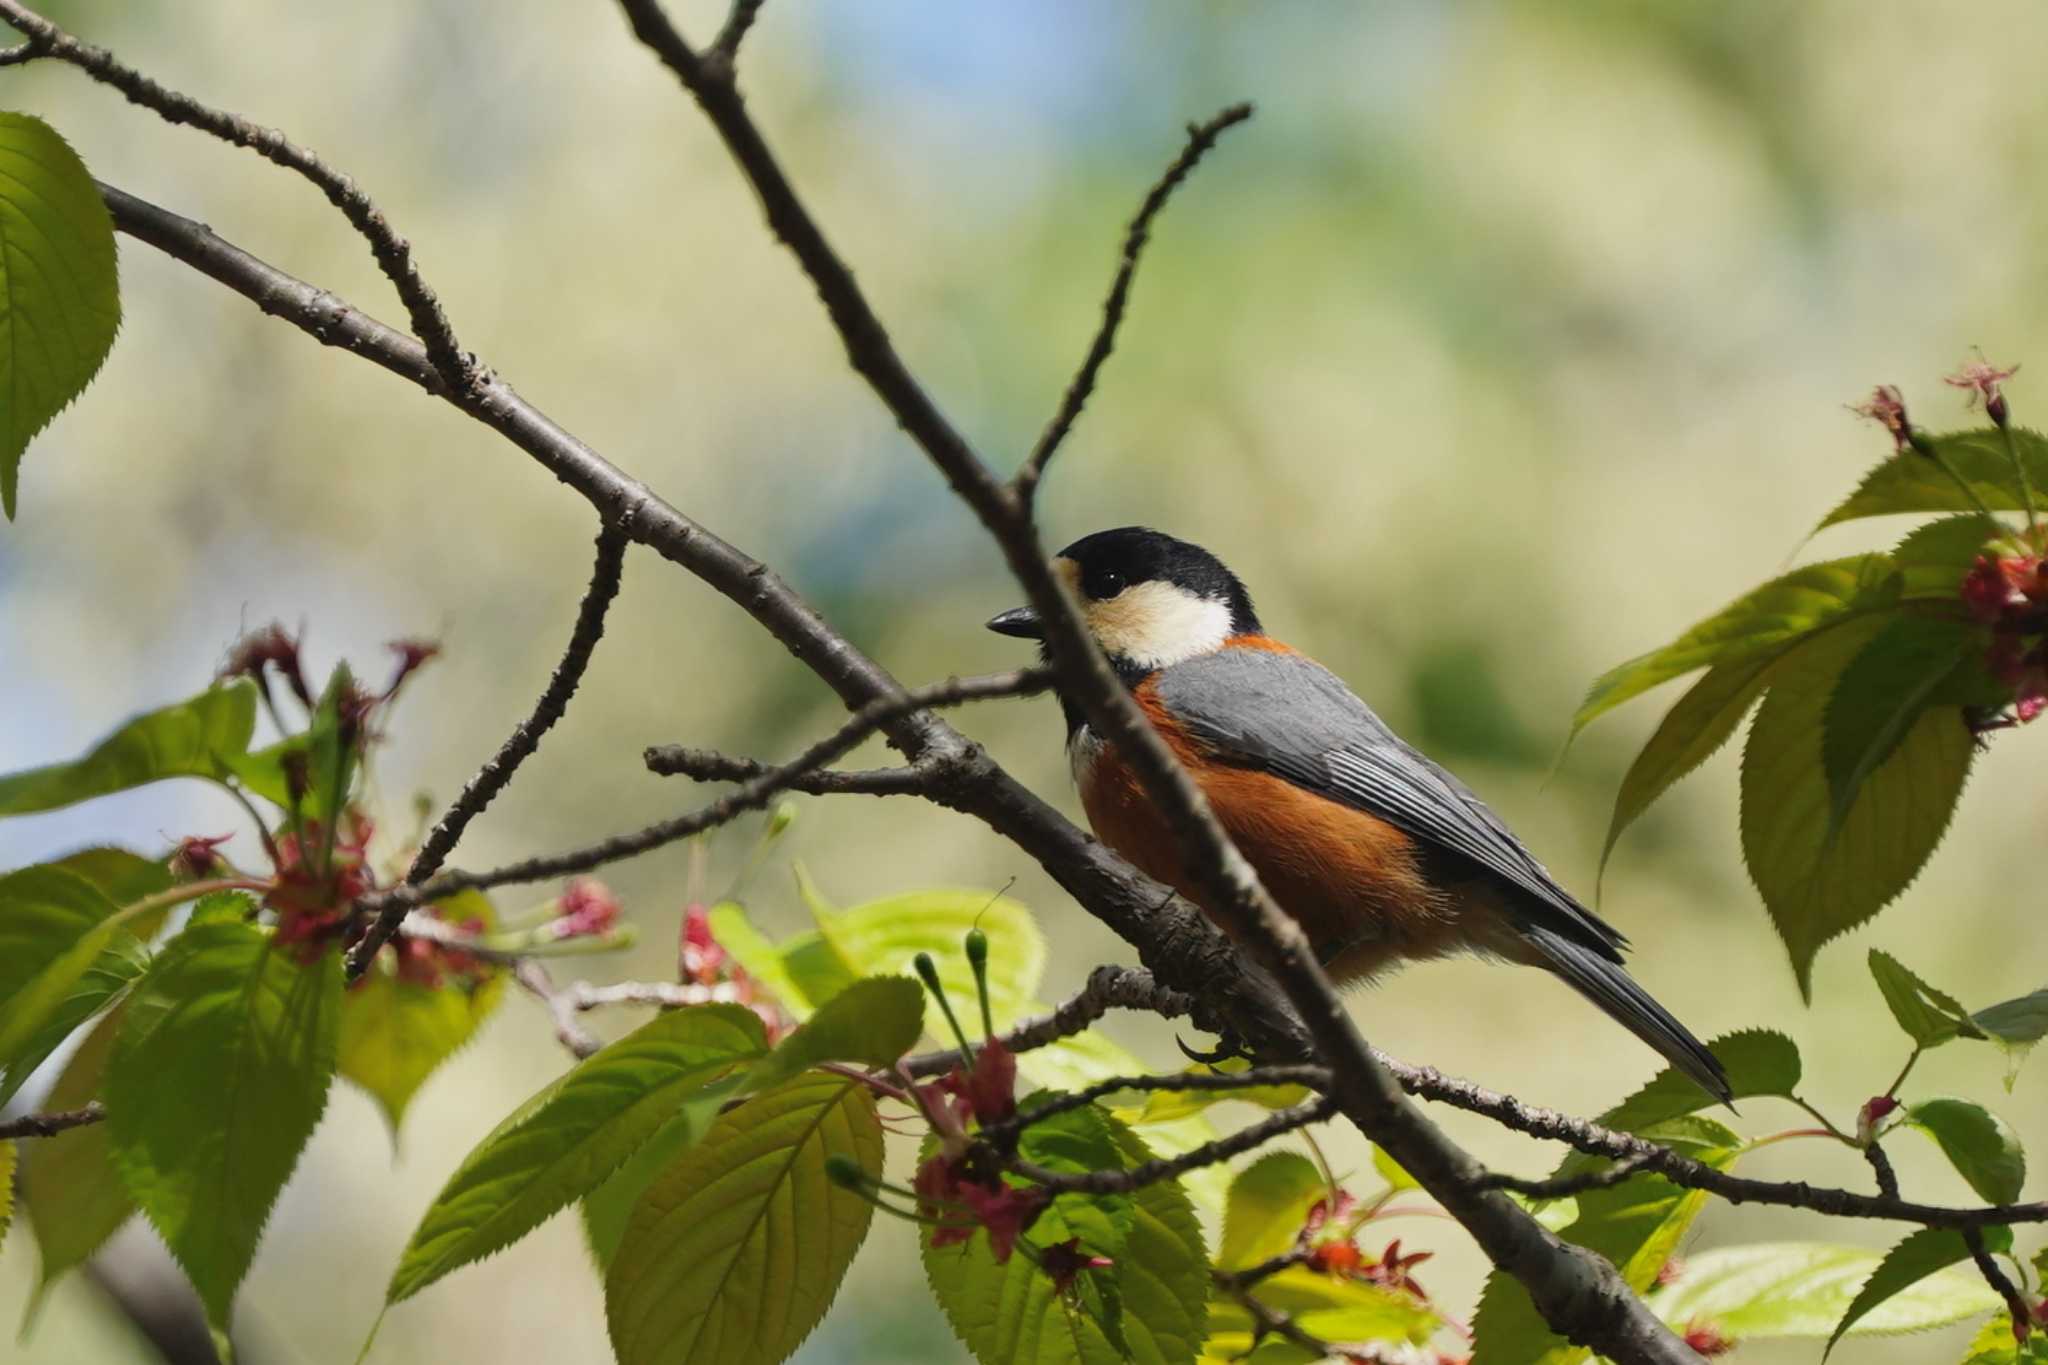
[1588,1028,1800,1140]
[386,1003,767,1305]
[1822,616,1977,836]
[1905,1098,2026,1204]
[1894,514,2005,599]
[1574,556,1900,734]
[580,1083,735,1271]
[1974,989,2048,1088]
[1474,1119,1742,1365]
[106,922,342,1331]
[1825,1225,2011,1356]
[924,1111,1210,1365]
[1869,950,1983,1049]
[1203,1271,1438,1364]
[0,1137,13,1253]
[1960,1309,2048,1363]
[705,902,812,1017]
[1124,1059,1310,1127]
[1819,429,2048,529]
[0,681,257,816]
[605,1071,881,1365]
[1739,619,1974,996]
[0,113,120,519]
[1599,650,1779,879]
[739,974,923,1096]
[338,893,505,1134]
[1217,1152,1324,1272]
[22,1005,132,1314]
[1372,1145,1420,1194]
[47,846,177,909]
[1646,1240,1998,1341]
[0,865,166,1102]
[813,886,1046,1030]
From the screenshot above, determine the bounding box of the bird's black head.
[985,527,1260,675]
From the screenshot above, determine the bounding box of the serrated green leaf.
[1825,1225,2011,1356]
[106,922,342,1331]
[1906,1098,2025,1204]
[1894,514,2007,599]
[1822,616,1977,837]
[1740,618,1974,997]
[0,843,166,1105]
[1474,1121,1742,1365]
[813,886,1045,1031]
[606,1071,881,1365]
[0,681,257,815]
[386,1003,767,1305]
[1575,556,1900,734]
[0,1138,14,1253]
[22,1005,131,1314]
[1125,1058,1310,1127]
[1646,1240,1998,1341]
[1217,1152,1324,1273]
[740,974,923,1095]
[1584,1028,1800,1146]
[924,1111,1209,1365]
[579,1083,735,1271]
[339,890,505,1135]
[0,113,121,519]
[1819,429,2048,529]
[0,866,166,1102]
[1869,950,1982,1049]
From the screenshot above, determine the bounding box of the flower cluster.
[1961,546,2048,724]
[269,811,378,956]
[912,1038,1055,1263]
[678,903,786,1041]
[1299,1191,1434,1302]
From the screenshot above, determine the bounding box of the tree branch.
[346,524,631,978]
[1011,1096,1338,1196]
[513,960,602,1060]
[0,1102,105,1140]
[0,1,475,394]
[1014,104,1252,502]
[983,1064,1324,1150]
[610,6,1703,1357]
[646,747,933,796]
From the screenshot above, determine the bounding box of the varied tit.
[988,526,1730,1103]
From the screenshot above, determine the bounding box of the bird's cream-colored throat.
[1053,556,1234,671]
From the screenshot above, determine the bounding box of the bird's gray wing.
[1154,647,1624,953]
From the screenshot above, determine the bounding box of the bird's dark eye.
[1084,566,1125,599]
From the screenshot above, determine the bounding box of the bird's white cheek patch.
[1086,582,1233,670]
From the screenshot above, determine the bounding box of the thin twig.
[369,669,1051,906]
[900,965,1191,1078]
[1480,1153,1655,1199]
[1212,1247,1312,1292]
[0,1,475,394]
[1966,1228,2036,1338]
[0,1102,105,1140]
[712,0,767,58]
[644,747,933,796]
[0,35,41,64]
[1014,104,1253,502]
[1865,1142,1901,1200]
[982,1064,1324,1149]
[1011,1096,1336,1195]
[513,960,601,1060]
[346,525,631,978]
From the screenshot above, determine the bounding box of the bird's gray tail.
[1521,924,1731,1105]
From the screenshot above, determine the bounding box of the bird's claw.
[1175,1026,1247,1067]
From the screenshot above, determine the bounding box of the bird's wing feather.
[1154,647,1624,953]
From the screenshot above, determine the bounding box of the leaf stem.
[1885,1045,1923,1100]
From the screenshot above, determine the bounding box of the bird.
[986,525,1730,1103]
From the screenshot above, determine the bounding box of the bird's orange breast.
[1076,666,1461,983]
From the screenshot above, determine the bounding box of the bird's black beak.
[985,606,1044,640]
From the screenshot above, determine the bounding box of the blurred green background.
[4,1,2047,1360]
